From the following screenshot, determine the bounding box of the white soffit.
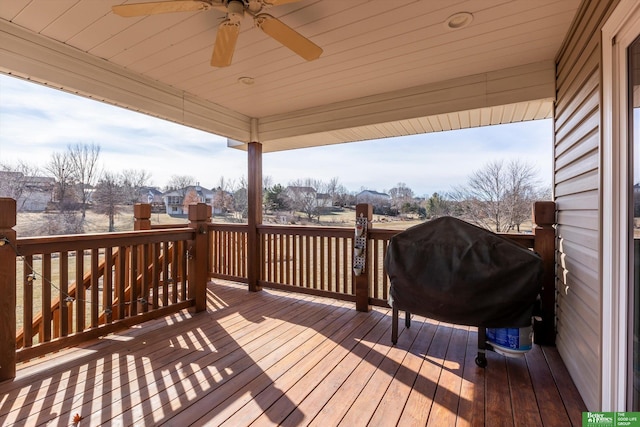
[256,99,554,153]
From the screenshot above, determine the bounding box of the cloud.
[1,74,552,194]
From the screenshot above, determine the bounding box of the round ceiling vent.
[445,12,474,30]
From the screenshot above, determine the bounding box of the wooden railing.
[206,202,555,332]
[210,224,248,282]
[14,229,194,361]
[0,200,211,381]
[258,225,355,300]
[0,199,556,382]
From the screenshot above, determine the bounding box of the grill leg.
[405,311,411,328]
[476,327,487,368]
[392,304,399,345]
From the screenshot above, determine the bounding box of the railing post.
[134,203,152,313]
[355,203,372,312]
[533,201,556,345]
[0,198,17,381]
[189,203,211,312]
[134,203,152,231]
[247,141,263,292]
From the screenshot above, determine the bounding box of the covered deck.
[1,280,585,426]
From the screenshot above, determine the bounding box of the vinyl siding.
[554,0,619,410]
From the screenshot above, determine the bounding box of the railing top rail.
[151,223,189,229]
[16,228,196,255]
[257,224,353,237]
[208,223,249,232]
[368,229,401,239]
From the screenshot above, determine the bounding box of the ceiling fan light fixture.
[445,12,473,30]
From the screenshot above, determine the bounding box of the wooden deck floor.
[1,281,586,426]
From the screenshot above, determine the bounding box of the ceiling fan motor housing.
[227,0,245,22]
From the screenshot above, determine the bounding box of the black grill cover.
[385,216,543,328]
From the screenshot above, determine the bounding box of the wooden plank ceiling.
[0,0,581,152]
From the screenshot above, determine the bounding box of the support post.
[532,201,556,345]
[354,203,372,312]
[247,142,263,292]
[0,198,17,381]
[188,203,211,312]
[133,203,152,231]
[134,203,152,313]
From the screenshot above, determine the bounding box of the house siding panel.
[554,0,619,410]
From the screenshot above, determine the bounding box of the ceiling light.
[238,76,255,85]
[445,12,473,30]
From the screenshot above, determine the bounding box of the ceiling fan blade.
[255,14,322,61]
[211,20,241,67]
[112,1,217,17]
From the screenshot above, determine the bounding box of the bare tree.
[121,169,151,205]
[388,182,416,215]
[213,176,235,215]
[45,151,75,211]
[233,176,248,220]
[450,159,542,232]
[92,172,125,232]
[165,175,195,198]
[68,143,101,218]
[262,175,274,191]
[287,178,325,221]
[0,161,43,211]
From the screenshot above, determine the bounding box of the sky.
[0,73,553,197]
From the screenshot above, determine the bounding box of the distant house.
[316,193,333,209]
[356,190,391,204]
[285,186,333,213]
[0,171,55,212]
[162,185,214,215]
[138,187,164,212]
[356,190,392,214]
[285,186,316,200]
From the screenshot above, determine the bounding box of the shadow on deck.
[0,280,586,426]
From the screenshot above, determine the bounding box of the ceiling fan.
[112,0,323,67]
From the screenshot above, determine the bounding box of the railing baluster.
[266,232,272,283]
[152,243,159,310]
[42,253,51,343]
[181,241,187,301]
[23,255,33,348]
[373,239,379,300]
[172,241,178,304]
[105,247,113,324]
[342,238,349,294]
[130,244,138,316]
[327,237,333,292]
[305,235,311,288]
[75,250,84,333]
[60,251,69,337]
[91,248,99,328]
[278,234,283,284]
[142,243,150,311]
[117,246,126,320]
[162,242,169,307]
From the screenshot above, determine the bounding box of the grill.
[384,216,543,367]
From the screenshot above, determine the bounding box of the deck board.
[0,281,588,426]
